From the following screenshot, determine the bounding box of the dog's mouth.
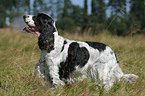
[23,26,37,33]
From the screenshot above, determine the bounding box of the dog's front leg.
[34,51,47,80]
[46,58,65,87]
[34,59,46,79]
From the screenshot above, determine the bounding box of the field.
[0,29,145,96]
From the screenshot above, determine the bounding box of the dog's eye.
[32,16,37,21]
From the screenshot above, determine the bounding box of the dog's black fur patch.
[60,40,67,52]
[85,41,107,52]
[59,42,89,80]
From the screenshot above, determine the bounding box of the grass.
[0,29,145,96]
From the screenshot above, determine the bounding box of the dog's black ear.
[37,13,54,26]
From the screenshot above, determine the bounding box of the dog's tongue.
[23,26,36,33]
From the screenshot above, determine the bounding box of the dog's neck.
[37,31,56,53]
[37,21,62,53]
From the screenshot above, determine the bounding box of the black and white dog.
[23,13,138,91]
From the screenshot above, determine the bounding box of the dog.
[23,13,138,91]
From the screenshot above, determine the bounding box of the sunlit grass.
[0,29,145,96]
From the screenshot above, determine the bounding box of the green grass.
[0,30,145,96]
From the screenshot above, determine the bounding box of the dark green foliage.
[91,0,106,23]
[63,0,69,17]
[107,0,128,35]
[62,0,73,18]
[84,0,88,16]
[33,0,50,15]
[108,0,126,15]
[130,0,145,29]
[127,14,141,34]
[71,5,84,26]
[107,16,128,36]
[107,0,144,35]
[0,0,50,28]
[0,0,144,36]
[0,0,22,27]
[81,0,106,35]
[56,17,76,34]
[0,5,7,27]
[81,0,89,34]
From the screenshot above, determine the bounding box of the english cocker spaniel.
[23,13,138,91]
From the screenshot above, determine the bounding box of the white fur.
[24,15,36,27]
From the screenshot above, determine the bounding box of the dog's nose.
[23,15,26,19]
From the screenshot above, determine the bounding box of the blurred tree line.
[0,0,144,36]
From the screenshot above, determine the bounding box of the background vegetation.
[0,0,145,35]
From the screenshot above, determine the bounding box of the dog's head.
[23,13,57,34]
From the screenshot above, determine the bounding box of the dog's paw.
[123,74,139,83]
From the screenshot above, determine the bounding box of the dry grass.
[0,29,145,96]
